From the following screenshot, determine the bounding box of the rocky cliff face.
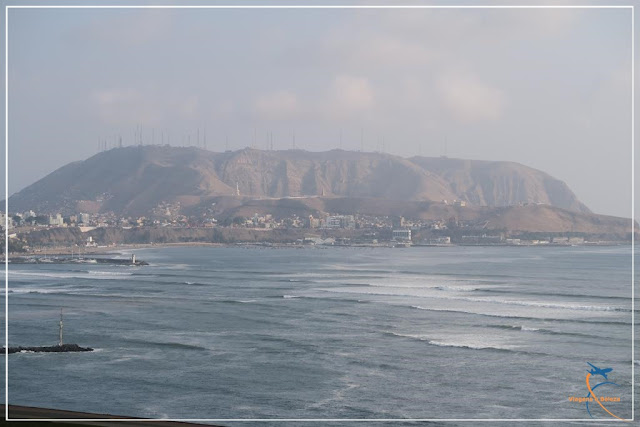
[7,145,590,216]
[409,157,590,213]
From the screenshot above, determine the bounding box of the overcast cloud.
[2,2,635,218]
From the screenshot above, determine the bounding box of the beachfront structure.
[392,229,412,241]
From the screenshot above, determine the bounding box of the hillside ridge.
[7,145,590,218]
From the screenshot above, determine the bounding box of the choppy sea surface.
[2,246,638,424]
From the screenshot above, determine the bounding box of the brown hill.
[7,145,589,217]
[410,157,590,213]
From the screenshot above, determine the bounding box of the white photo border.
[3,3,635,423]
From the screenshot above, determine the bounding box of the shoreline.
[10,241,229,257]
[5,240,632,259]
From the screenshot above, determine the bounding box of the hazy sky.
[2,1,635,218]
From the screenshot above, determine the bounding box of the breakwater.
[3,344,93,354]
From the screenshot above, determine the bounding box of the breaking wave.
[383,331,519,353]
[481,324,617,340]
[408,306,630,325]
[9,271,134,280]
[327,286,631,312]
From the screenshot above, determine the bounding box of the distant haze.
[3,4,634,218]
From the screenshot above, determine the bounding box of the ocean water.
[1,246,637,424]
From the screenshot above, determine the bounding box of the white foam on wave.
[435,285,483,292]
[488,325,540,332]
[283,295,301,299]
[365,282,484,292]
[426,340,514,350]
[156,263,192,270]
[10,287,170,300]
[385,331,517,351]
[9,287,74,294]
[88,271,133,276]
[9,271,133,280]
[409,305,626,325]
[365,274,492,290]
[385,331,429,341]
[469,298,629,312]
[408,305,543,321]
[323,286,628,313]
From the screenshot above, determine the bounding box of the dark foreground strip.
[1,405,220,426]
[2,344,93,354]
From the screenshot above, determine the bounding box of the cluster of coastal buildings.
[1,206,609,252]
[1,211,92,229]
[1,209,438,232]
